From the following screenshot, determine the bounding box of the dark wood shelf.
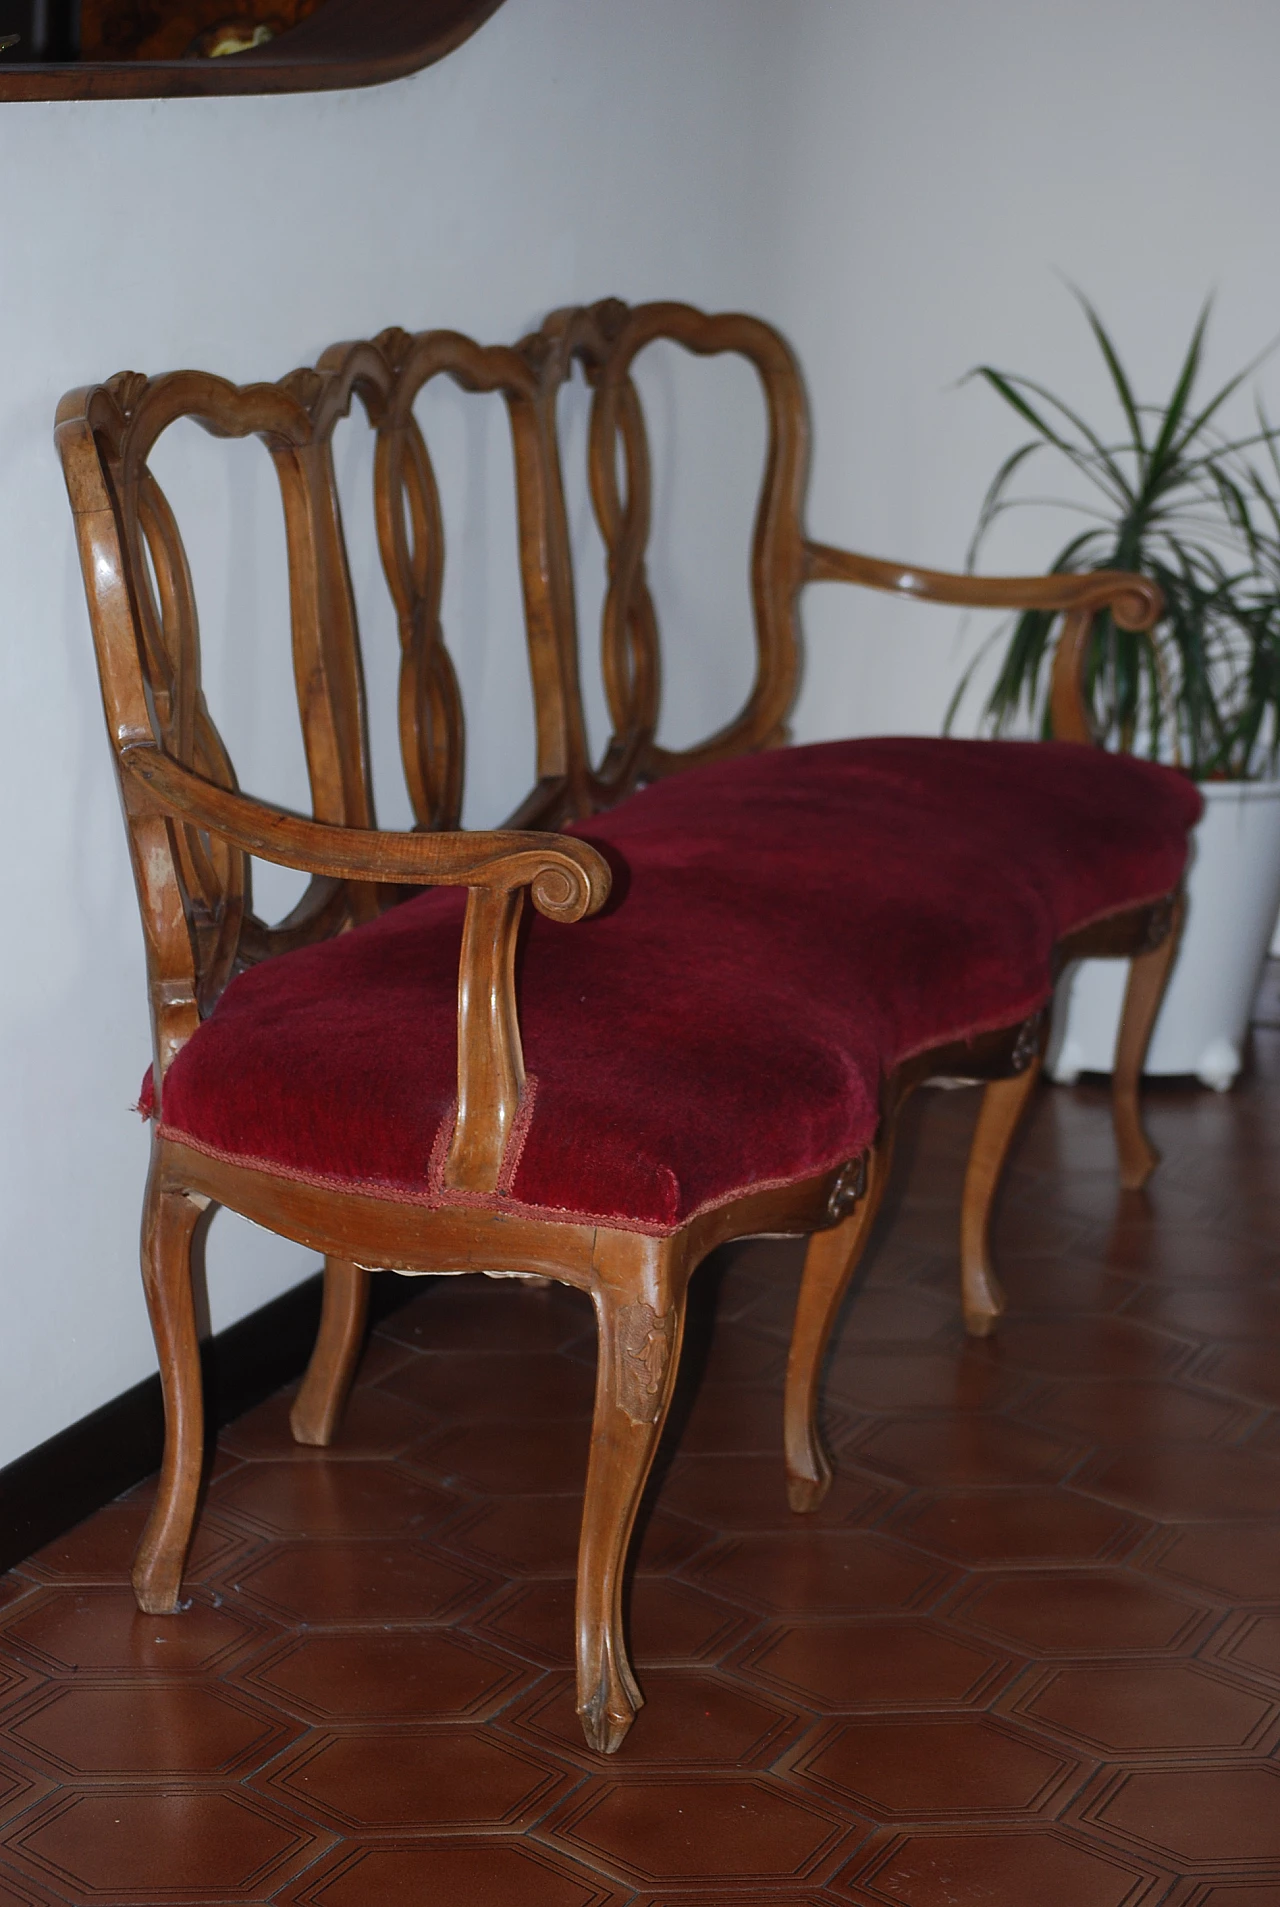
[0,0,506,99]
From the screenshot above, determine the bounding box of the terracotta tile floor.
[2,1012,1280,1904]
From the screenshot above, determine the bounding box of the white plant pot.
[1046,778,1280,1091]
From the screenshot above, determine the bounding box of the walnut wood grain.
[1113,893,1186,1190]
[0,0,505,99]
[288,1257,369,1446]
[804,540,1164,748]
[57,301,1187,1755]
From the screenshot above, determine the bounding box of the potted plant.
[950,296,1280,1088]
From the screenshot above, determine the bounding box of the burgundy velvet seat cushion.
[150,738,1201,1235]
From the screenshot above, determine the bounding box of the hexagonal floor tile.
[0,1587,264,1676]
[0,1760,51,1834]
[844,1825,1169,1906]
[691,1530,952,1617]
[220,1386,431,1461]
[1124,1286,1280,1341]
[22,1490,247,1587]
[377,1277,592,1355]
[0,1864,60,1907]
[629,1893,837,1907]
[5,1788,323,1900]
[823,1289,959,1347]
[677,1386,845,1456]
[0,1655,40,1721]
[507,1668,804,1768]
[733,1617,1010,1712]
[891,1489,1141,1567]
[469,1575,754,1670]
[1100,1226,1276,1285]
[260,1725,574,1833]
[1178,1886,1280,1907]
[852,1417,1084,1488]
[444,1495,702,1578]
[6,1681,296,1780]
[1080,1764,1280,1868]
[1210,1611,1280,1689]
[208,1460,456,1539]
[228,1537,491,1627]
[546,1775,849,1885]
[790,1715,1081,1820]
[407,1418,591,1495]
[1195,1344,1280,1410]
[949,1571,1212,1655]
[1077,1447,1280,1522]
[1009,1661,1278,1755]
[1018,1377,1251,1445]
[989,1262,1139,1317]
[823,1347,1024,1414]
[276,1838,626,1907]
[379,1349,597,1422]
[241,1628,535,1723]
[691,1321,787,1386]
[658,1453,893,1532]
[1149,1524,1280,1601]
[989,1317,1192,1380]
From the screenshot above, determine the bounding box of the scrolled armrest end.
[527,844,612,923]
[1106,575,1164,633]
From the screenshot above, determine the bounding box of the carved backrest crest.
[527,299,812,801]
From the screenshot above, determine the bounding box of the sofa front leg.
[1113,895,1184,1191]
[785,1144,890,1513]
[133,1161,207,1616]
[577,1243,687,1754]
[290,1258,371,1446]
[960,1062,1041,1337]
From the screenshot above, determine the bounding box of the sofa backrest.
[56,300,812,1054]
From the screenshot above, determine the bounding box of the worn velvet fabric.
[148,738,1201,1234]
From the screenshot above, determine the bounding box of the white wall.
[772,0,1280,748]
[7,0,1280,1468]
[0,0,793,1467]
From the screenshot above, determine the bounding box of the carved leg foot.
[784,1144,890,1513]
[133,1162,206,1616]
[577,1241,687,1754]
[290,1258,370,1447]
[960,1062,1041,1337]
[1114,896,1185,1191]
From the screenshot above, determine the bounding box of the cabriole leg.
[1114,897,1184,1191]
[784,1143,892,1514]
[133,1162,206,1616]
[577,1238,687,1754]
[290,1258,371,1446]
[960,1062,1041,1337]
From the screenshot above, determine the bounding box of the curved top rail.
[0,0,505,101]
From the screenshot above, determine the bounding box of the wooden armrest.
[123,743,610,1195]
[803,541,1161,624]
[121,743,609,920]
[802,541,1163,744]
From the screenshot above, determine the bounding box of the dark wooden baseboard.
[0,1267,416,1577]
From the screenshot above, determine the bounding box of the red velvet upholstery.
[148,739,1201,1235]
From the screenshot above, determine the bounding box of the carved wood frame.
[56,300,1178,1754]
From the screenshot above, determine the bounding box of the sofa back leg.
[960,1063,1041,1337]
[1113,894,1186,1191]
[290,1258,371,1447]
[784,1142,890,1514]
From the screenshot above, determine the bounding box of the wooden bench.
[57,299,1200,1753]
